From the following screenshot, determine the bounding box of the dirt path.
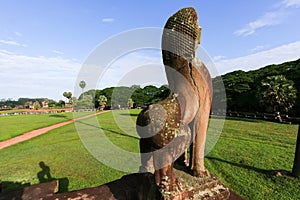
[0,110,110,150]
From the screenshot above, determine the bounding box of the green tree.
[131,86,145,106]
[97,88,113,107]
[48,100,56,108]
[150,85,170,104]
[33,101,41,110]
[24,101,30,109]
[69,97,77,106]
[222,70,254,111]
[79,80,86,96]
[98,95,107,111]
[259,75,297,113]
[58,100,66,108]
[111,86,133,108]
[128,98,134,109]
[75,95,94,109]
[63,92,68,101]
[63,92,72,104]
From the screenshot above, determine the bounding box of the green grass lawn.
[0,110,299,200]
[205,117,300,200]
[0,112,74,141]
[0,110,136,193]
[0,109,28,114]
[0,111,99,142]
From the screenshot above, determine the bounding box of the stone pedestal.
[166,169,231,199]
[0,180,58,200]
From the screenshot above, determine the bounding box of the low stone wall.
[1,171,244,200]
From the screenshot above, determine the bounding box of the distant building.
[42,100,48,108]
[0,105,12,110]
[29,102,34,109]
[15,105,24,109]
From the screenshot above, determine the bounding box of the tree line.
[0,98,64,109]
[78,56,299,115]
[74,85,170,110]
[215,58,300,116]
[1,58,299,116]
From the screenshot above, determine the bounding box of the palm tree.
[98,95,107,111]
[63,92,68,101]
[259,75,297,113]
[63,92,73,106]
[66,92,72,103]
[79,80,86,98]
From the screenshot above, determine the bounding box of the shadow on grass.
[49,114,68,118]
[37,161,69,193]
[225,116,265,123]
[37,161,52,183]
[75,120,140,140]
[0,181,30,194]
[0,161,69,199]
[120,113,140,117]
[206,156,291,177]
[57,178,69,193]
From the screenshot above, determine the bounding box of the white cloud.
[215,41,300,75]
[0,50,81,100]
[0,49,14,55]
[0,39,20,46]
[234,11,286,36]
[250,45,267,52]
[0,39,27,47]
[14,31,22,37]
[0,48,166,101]
[282,0,300,7]
[102,18,115,23]
[52,50,64,55]
[0,48,166,100]
[213,55,226,62]
[234,0,300,36]
[2,40,299,100]
[97,50,166,89]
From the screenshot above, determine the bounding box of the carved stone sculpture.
[161,7,213,177]
[137,94,191,194]
[136,7,213,197]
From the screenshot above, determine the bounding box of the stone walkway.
[0,110,110,150]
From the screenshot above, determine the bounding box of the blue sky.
[0,0,300,101]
